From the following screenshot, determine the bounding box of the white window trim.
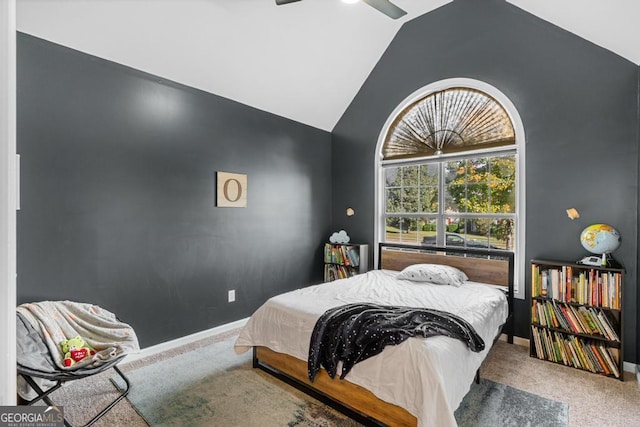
[374,78,526,299]
[0,0,17,404]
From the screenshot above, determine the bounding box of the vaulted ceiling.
[16,0,640,131]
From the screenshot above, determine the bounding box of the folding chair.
[16,310,133,427]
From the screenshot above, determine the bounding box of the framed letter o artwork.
[216,171,247,208]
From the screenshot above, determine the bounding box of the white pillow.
[397,263,468,287]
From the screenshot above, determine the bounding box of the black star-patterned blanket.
[307,303,485,382]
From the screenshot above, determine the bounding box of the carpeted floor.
[34,331,640,426]
[107,333,567,426]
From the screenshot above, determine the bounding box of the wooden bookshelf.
[530,259,624,380]
[323,243,368,282]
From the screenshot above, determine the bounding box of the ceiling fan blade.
[275,0,302,5]
[362,0,407,19]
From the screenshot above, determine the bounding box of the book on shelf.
[347,247,360,267]
[341,246,350,266]
[598,344,620,378]
[324,243,361,267]
[530,325,620,378]
[324,264,350,281]
[595,310,620,341]
[531,264,622,309]
[589,343,610,376]
[532,299,620,343]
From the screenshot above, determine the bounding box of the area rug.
[113,335,568,426]
[454,380,568,427]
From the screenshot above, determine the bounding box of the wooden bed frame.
[253,243,514,427]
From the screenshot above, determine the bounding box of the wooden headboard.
[379,243,513,287]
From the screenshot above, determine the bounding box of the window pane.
[445,218,462,234]
[488,155,516,214]
[419,186,438,213]
[445,161,465,213]
[490,181,515,213]
[464,218,491,248]
[445,160,465,184]
[385,217,402,242]
[469,158,488,180]
[444,217,466,248]
[444,190,460,213]
[385,167,401,186]
[466,183,489,212]
[490,218,515,250]
[385,216,425,244]
[488,155,515,180]
[403,218,421,244]
[386,188,401,213]
[398,166,418,213]
[385,217,415,241]
[419,164,439,186]
[402,187,419,213]
[400,165,419,183]
[419,164,438,213]
[419,218,438,246]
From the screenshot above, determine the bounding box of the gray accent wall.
[17,33,332,348]
[331,0,640,362]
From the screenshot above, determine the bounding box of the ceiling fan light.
[342,0,360,4]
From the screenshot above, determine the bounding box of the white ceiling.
[16,0,640,131]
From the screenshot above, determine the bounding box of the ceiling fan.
[275,0,407,20]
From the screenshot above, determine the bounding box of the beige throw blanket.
[17,300,140,371]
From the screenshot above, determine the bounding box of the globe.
[579,224,621,254]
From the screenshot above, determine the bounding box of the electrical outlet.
[228,289,235,303]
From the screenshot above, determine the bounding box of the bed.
[234,243,514,427]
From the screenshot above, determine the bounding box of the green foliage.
[445,157,515,214]
[421,223,436,232]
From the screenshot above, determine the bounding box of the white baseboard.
[498,334,529,347]
[624,361,637,375]
[123,317,249,364]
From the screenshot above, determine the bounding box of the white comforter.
[234,269,508,427]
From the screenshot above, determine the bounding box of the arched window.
[375,79,525,298]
